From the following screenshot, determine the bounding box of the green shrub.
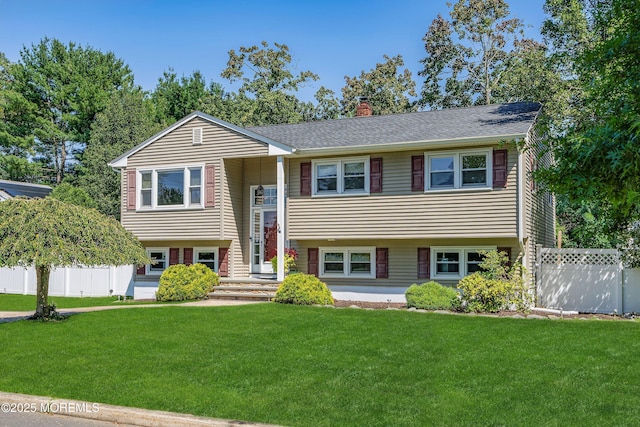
[457,273,513,313]
[405,281,459,310]
[457,249,531,313]
[274,273,334,305]
[156,263,219,302]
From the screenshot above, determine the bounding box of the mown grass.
[1,304,639,426]
[0,294,156,311]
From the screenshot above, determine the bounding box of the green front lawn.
[0,294,151,311]
[1,304,639,426]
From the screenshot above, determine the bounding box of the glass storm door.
[251,186,278,274]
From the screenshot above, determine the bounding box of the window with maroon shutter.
[370,158,383,193]
[497,247,512,267]
[376,248,388,278]
[300,162,311,196]
[205,164,215,207]
[169,248,179,266]
[218,248,229,277]
[418,247,430,279]
[183,248,193,266]
[308,248,319,277]
[127,170,136,211]
[493,149,508,188]
[411,155,424,191]
[136,265,146,275]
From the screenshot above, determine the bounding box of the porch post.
[276,155,285,281]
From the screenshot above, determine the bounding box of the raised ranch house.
[109,101,554,301]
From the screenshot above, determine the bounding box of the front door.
[251,186,278,274]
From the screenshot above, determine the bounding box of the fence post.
[617,250,623,314]
[64,267,70,297]
[535,244,542,307]
[23,268,28,295]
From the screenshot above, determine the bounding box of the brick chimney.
[356,97,372,117]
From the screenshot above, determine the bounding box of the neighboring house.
[109,101,554,301]
[0,179,52,201]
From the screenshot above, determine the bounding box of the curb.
[0,391,278,427]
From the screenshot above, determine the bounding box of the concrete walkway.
[0,299,264,323]
[0,391,278,426]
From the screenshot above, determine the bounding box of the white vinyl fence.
[536,246,640,314]
[0,265,135,297]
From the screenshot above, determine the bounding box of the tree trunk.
[35,265,51,317]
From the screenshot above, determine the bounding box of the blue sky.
[0,0,547,102]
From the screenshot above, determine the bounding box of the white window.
[146,248,168,275]
[319,247,375,278]
[194,247,218,272]
[138,165,204,210]
[313,157,369,196]
[431,247,495,279]
[426,150,491,191]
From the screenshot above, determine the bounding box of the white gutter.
[294,134,526,157]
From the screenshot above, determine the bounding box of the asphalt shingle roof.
[248,102,541,150]
[0,180,52,199]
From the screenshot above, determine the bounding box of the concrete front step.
[208,292,275,301]
[209,281,281,301]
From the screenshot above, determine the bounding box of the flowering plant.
[271,248,298,274]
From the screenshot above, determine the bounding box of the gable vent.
[192,128,203,145]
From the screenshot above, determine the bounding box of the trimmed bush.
[456,249,531,313]
[457,273,513,313]
[156,263,219,302]
[274,273,334,305]
[405,281,459,310]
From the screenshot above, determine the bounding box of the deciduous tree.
[221,41,319,125]
[418,0,527,108]
[0,198,149,319]
[341,54,416,116]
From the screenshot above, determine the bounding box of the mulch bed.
[333,300,634,320]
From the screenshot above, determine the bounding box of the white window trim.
[431,246,496,280]
[312,156,370,197]
[137,164,204,211]
[425,149,492,192]
[193,246,219,272]
[146,247,169,276]
[319,247,376,279]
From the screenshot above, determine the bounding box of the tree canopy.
[341,54,417,116]
[537,0,640,241]
[418,0,528,108]
[0,197,150,317]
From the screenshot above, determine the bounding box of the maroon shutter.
[183,248,193,266]
[205,164,215,207]
[169,248,179,266]
[136,265,146,275]
[376,248,388,279]
[218,248,229,277]
[370,157,383,193]
[418,247,430,279]
[300,162,312,196]
[411,155,424,191]
[308,248,319,277]
[127,170,136,211]
[497,247,512,267]
[493,149,508,188]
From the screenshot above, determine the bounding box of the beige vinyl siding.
[524,125,556,274]
[122,117,268,242]
[223,158,246,277]
[288,147,518,240]
[293,238,519,289]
